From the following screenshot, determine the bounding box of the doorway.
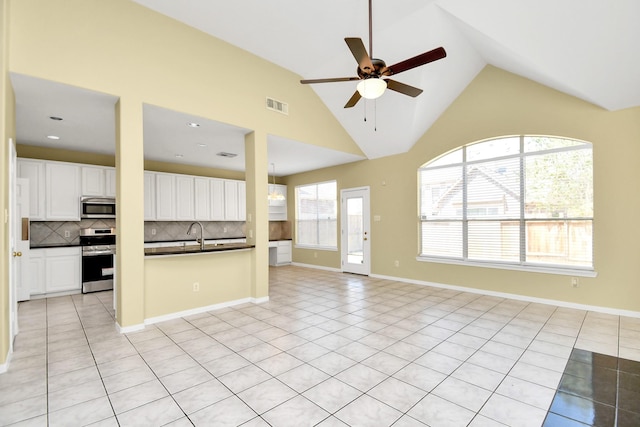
[341,187,370,275]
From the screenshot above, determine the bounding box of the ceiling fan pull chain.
[374,99,377,131]
[364,100,367,122]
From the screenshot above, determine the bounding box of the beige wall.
[286,66,640,313]
[0,0,13,366]
[4,0,358,335]
[144,251,252,319]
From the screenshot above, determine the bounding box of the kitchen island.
[144,242,254,256]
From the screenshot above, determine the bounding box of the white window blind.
[295,181,337,249]
[419,136,593,270]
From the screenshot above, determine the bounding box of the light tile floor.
[1,265,639,426]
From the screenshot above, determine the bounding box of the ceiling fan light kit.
[357,78,387,99]
[300,0,446,108]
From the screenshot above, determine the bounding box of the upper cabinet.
[45,162,81,221]
[17,159,46,220]
[143,172,246,222]
[81,165,116,197]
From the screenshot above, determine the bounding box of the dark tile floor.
[544,348,640,426]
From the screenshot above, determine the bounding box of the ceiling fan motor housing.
[358,58,387,79]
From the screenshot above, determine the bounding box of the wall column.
[245,131,269,300]
[115,97,145,329]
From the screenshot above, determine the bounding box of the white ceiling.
[11,0,640,175]
[10,73,364,176]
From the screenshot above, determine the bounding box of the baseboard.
[370,273,640,319]
[116,322,145,334]
[291,262,341,273]
[0,349,12,374]
[144,297,254,326]
[251,296,270,304]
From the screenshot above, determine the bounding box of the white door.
[341,187,370,275]
[14,178,31,301]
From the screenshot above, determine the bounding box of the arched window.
[418,136,593,273]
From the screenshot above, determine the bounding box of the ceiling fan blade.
[301,77,360,84]
[344,91,362,108]
[345,38,375,73]
[385,79,423,97]
[384,47,446,76]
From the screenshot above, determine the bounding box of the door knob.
[363,237,368,241]
[13,251,22,257]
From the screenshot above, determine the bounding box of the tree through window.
[419,136,593,270]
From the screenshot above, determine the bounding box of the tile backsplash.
[30,219,291,247]
[30,219,116,247]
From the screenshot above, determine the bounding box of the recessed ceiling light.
[46,135,60,140]
[197,143,207,148]
[175,154,184,158]
[49,116,63,121]
[187,122,200,128]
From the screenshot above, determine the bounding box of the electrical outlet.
[249,230,253,238]
[314,251,318,258]
[64,230,70,238]
[223,227,227,233]
[151,228,156,235]
[193,282,200,292]
[571,277,579,288]
[394,260,400,267]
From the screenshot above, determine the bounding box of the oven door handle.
[83,250,115,256]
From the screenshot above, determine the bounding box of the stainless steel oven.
[80,228,115,293]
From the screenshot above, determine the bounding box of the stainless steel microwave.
[81,197,116,219]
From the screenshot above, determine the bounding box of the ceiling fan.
[300,0,446,108]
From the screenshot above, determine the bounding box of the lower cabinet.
[29,247,82,295]
[268,240,292,266]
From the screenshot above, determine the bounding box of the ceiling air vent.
[216,152,238,158]
[266,97,289,115]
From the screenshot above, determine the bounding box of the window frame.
[417,135,596,277]
[294,180,338,251]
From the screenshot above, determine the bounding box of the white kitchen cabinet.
[176,175,195,220]
[17,158,46,220]
[82,165,116,197]
[29,247,81,294]
[268,184,287,221]
[224,180,240,221]
[237,181,246,221]
[144,171,156,220]
[105,168,116,197]
[194,177,211,220]
[269,240,292,266]
[210,178,225,221]
[46,162,81,220]
[81,166,105,196]
[155,173,176,221]
[27,249,45,295]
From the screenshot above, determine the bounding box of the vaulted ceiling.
[132,0,640,160]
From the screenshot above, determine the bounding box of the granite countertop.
[31,243,81,249]
[144,242,254,256]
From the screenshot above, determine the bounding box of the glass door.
[341,187,370,275]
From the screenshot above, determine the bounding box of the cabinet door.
[105,168,116,197]
[46,162,81,220]
[277,241,292,264]
[237,181,246,221]
[45,247,81,293]
[17,159,46,220]
[28,249,46,295]
[155,173,176,221]
[176,175,195,220]
[210,178,225,221]
[194,177,211,221]
[81,166,105,196]
[224,180,239,221]
[144,171,156,220]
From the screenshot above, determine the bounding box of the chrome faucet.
[187,221,205,250]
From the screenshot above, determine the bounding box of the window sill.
[416,256,597,277]
[295,244,338,252]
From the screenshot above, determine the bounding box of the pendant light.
[267,163,285,201]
